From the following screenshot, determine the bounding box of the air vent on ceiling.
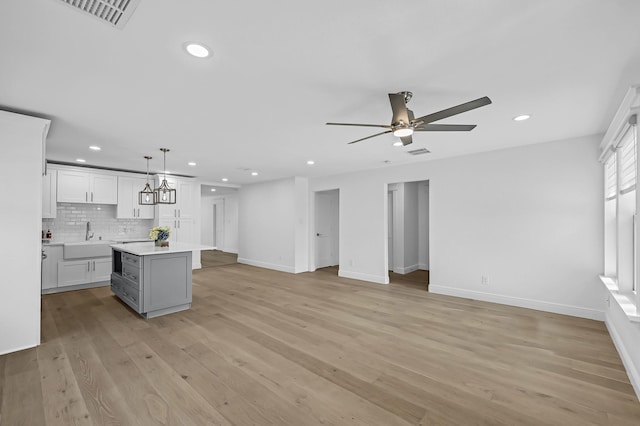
[56,0,142,29]
[406,148,431,156]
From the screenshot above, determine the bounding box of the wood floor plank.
[1,348,46,426]
[37,340,94,426]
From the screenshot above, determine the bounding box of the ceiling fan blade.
[326,122,392,129]
[413,96,492,126]
[389,93,409,124]
[400,135,413,146]
[347,130,392,144]
[414,124,477,132]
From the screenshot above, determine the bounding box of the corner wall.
[1,111,49,355]
[238,177,309,273]
[311,135,604,318]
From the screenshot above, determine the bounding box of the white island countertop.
[110,242,215,256]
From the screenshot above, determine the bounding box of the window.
[601,110,639,321]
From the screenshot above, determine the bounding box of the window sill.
[599,275,640,323]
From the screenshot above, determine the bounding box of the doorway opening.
[200,185,239,268]
[387,180,429,289]
[314,189,340,274]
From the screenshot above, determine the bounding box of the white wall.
[605,301,640,399]
[294,177,310,273]
[311,135,604,318]
[1,111,49,355]
[238,178,298,272]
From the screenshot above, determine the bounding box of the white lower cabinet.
[58,257,113,288]
[42,245,63,290]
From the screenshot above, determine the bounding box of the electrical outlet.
[481,275,489,285]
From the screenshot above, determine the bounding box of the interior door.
[315,190,339,269]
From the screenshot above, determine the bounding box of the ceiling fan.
[327,91,492,146]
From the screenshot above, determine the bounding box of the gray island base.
[110,242,213,319]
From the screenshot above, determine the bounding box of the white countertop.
[110,242,215,256]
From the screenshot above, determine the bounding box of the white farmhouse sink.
[63,240,114,259]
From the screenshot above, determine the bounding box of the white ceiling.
[2,0,640,185]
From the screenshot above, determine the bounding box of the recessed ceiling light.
[393,141,403,147]
[221,178,228,182]
[188,162,197,166]
[89,145,101,151]
[184,42,211,58]
[307,160,315,165]
[210,188,216,192]
[513,114,531,121]
[251,171,258,176]
[76,158,86,163]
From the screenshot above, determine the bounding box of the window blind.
[619,127,637,194]
[605,154,617,200]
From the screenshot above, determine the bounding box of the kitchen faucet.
[86,221,94,241]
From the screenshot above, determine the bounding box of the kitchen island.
[110,242,214,318]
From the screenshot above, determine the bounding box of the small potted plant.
[149,226,170,247]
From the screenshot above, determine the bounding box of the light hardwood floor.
[1,264,639,425]
[201,250,238,268]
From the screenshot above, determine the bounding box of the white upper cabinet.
[57,170,118,204]
[42,169,57,218]
[117,177,154,219]
[156,176,195,219]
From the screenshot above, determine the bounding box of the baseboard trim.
[338,269,388,284]
[223,248,239,254]
[418,263,429,270]
[605,312,640,401]
[394,264,419,275]
[429,285,604,321]
[0,342,39,357]
[237,257,295,273]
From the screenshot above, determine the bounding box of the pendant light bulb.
[138,156,156,206]
[154,148,177,205]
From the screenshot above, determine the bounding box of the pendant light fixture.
[154,148,176,204]
[138,156,155,205]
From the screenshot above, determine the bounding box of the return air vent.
[55,0,142,29]
[406,148,431,156]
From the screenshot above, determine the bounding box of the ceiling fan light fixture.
[393,127,414,137]
[513,114,531,121]
[393,141,403,147]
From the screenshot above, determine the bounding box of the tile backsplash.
[42,203,153,242]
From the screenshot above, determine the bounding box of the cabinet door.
[58,259,92,287]
[117,177,136,218]
[57,170,89,203]
[90,173,118,204]
[176,180,195,218]
[42,169,57,218]
[158,218,178,244]
[92,257,113,283]
[42,246,63,290]
[176,218,194,244]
